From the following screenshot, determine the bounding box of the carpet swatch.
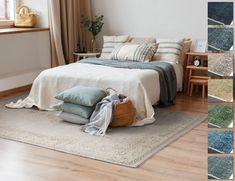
[208,79,233,103]
[208,27,233,51]
[0,94,207,167]
[208,2,233,25]
[208,156,233,180]
[208,53,233,77]
[208,104,233,128]
[208,131,233,154]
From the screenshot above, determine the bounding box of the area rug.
[208,104,233,128]
[0,94,207,167]
[208,131,233,154]
[208,156,233,180]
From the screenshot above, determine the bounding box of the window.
[0,0,15,27]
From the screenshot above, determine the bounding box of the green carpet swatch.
[208,104,233,128]
[208,156,233,179]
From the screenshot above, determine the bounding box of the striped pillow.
[154,39,184,63]
[109,43,157,62]
[100,35,129,58]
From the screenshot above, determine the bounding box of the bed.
[7,36,191,126]
[6,58,183,126]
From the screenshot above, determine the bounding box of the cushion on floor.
[55,86,106,107]
[54,102,94,119]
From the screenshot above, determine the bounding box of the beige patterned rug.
[0,94,207,167]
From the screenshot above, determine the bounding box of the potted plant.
[81,15,104,52]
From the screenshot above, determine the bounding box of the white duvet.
[6,61,183,126]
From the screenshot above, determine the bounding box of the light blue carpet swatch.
[208,131,233,153]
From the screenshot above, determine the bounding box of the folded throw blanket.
[81,94,121,136]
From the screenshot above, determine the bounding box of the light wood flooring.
[0,91,212,181]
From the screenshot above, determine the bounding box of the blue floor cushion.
[55,86,106,107]
[59,112,89,125]
[54,102,94,119]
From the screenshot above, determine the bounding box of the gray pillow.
[59,112,89,125]
[54,102,94,119]
[55,86,106,107]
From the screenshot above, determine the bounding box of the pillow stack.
[54,86,106,124]
[100,35,192,63]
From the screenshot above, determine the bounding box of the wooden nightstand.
[184,52,209,97]
[73,52,101,61]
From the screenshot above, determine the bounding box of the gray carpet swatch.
[208,27,233,51]
[208,156,233,179]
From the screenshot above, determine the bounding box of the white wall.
[0,31,51,91]
[0,0,50,91]
[20,0,49,28]
[91,0,234,46]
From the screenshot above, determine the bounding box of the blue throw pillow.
[55,86,106,107]
[54,102,94,119]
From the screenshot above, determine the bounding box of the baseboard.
[0,84,32,98]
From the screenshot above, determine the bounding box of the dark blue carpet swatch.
[208,156,233,179]
[208,27,233,51]
[208,131,233,153]
[208,2,233,25]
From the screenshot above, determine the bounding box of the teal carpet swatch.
[208,104,233,128]
[208,156,233,179]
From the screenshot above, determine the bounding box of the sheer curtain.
[48,0,91,67]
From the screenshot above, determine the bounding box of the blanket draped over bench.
[80,59,177,106]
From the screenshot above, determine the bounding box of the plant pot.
[92,36,98,53]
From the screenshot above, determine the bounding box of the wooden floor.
[0,92,210,181]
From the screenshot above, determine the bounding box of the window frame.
[0,0,16,28]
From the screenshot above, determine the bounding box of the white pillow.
[153,38,184,63]
[100,35,129,58]
[109,43,157,62]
